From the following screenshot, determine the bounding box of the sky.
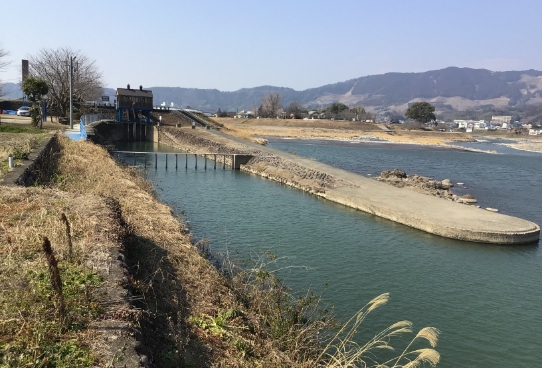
[1,0,541,92]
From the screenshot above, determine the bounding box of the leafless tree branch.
[28,47,104,117]
[260,93,282,118]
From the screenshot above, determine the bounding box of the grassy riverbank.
[1,134,442,367]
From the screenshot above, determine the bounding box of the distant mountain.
[150,67,542,114]
[1,82,24,100]
[4,67,542,116]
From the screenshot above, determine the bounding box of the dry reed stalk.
[41,236,64,315]
[60,213,73,260]
[317,293,440,368]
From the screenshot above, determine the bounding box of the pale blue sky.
[2,0,541,91]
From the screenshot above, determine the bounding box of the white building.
[491,116,512,126]
[529,126,542,135]
[474,120,489,130]
[454,120,480,129]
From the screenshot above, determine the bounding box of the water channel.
[116,139,542,368]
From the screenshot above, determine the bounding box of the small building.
[492,115,512,125]
[474,120,488,130]
[529,125,542,135]
[236,110,255,119]
[116,84,153,123]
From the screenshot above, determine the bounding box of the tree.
[350,106,367,121]
[21,77,49,128]
[325,103,349,119]
[260,93,282,118]
[285,101,305,119]
[28,47,103,118]
[405,102,436,125]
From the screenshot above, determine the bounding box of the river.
[116,139,542,368]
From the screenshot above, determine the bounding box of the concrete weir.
[159,127,540,245]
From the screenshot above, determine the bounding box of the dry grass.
[0,186,122,366]
[319,293,440,368]
[0,125,50,179]
[46,136,303,367]
[0,133,442,367]
[216,117,472,146]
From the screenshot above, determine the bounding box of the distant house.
[474,120,488,130]
[529,125,542,135]
[116,84,153,123]
[236,110,255,118]
[435,122,448,131]
[492,115,512,125]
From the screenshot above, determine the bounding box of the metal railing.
[80,112,116,126]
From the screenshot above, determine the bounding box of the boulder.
[441,179,453,188]
[460,194,477,204]
[380,169,407,179]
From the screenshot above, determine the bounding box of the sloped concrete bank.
[160,126,540,245]
[1,133,59,186]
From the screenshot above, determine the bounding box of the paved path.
[175,127,540,244]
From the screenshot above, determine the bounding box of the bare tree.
[285,101,305,119]
[260,92,282,118]
[28,47,103,117]
[0,46,10,97]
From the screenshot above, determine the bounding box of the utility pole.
[69,56,76,129]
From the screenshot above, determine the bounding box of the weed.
[12,147,29,160]
[0,125,44,134]
[42,237,65,315]
[60,213,73,260]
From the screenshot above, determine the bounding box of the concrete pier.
[160,127,540,245]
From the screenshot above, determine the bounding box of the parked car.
[17,106,30,116]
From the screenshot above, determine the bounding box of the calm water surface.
[117,140,542,368]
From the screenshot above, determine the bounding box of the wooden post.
[155,153,157,169]
[223,155,226,170]
[185,154,188,169]
[175,154,178,169]
[165,154,168,170]
[214,154,216,170]
[204,154,207,170]
[195,154,197,170]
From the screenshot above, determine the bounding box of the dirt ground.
[216,117,474,146]
[0,114,67,129]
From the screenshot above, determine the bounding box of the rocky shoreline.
[375,169,479,205]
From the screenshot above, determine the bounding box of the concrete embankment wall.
[160,127,337,194]
[158,127,540,245]
[1,134,60,186]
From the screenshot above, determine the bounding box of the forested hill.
[4,67,542,113]
[147,67,542,113]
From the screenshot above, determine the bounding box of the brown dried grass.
[47,136,299,367]
[0,185,123,365]
[217,117,472,146]
[4,135,442,367]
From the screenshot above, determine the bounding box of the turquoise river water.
[116,139,541,368]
